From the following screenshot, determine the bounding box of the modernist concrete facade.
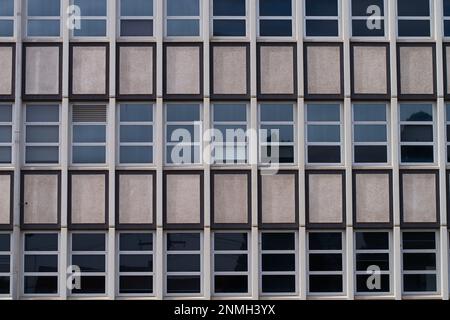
[0,0,450,300]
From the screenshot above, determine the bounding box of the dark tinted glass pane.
[72,255,105,272]
[262,275,296,293]
[167,254,200,272]
[307,146,341,163]
[262,254,295,271]
[354,125,386,141]
[448,146,450,163]
[120,0,153,16]
[73,125,106,143]
[309,233,342,250]
[74,20,107,36]
[353,104,386,121]
[26,146,59,164]
[445,0,450,16]
[166,145,200,164]
[356,232,389,250]
[120,125,153,142]
[213,20,246,36]
[25,234,58,251]
[0,147,11,163]
[72,234,105,251]
[262,125,294,143]
[167,233,200,251]
[72,276,105,294]
[214,254,248,272]
[0,20,13,36]
[261,233,295,250]
[403,274,436,292]
[166,19,199,36]
[447,125,450,142]
[119,276,152,294]
[120,146,153,164]
[397,0,430,16]
[0,0,14,16]
[120,20,153,36]
[26,105,59,122]
[401,146,434,163]
[167,0,199,16]
[352,0,384,16]
[28,0,60,16]
[354,146,388,163]
[403,253,436,271]
[308,125,340,142]
[0,234,10,251]
[260,104,293,121]
[27,20,60,37]
[0,126,11,143]
[214,275,248,293]
[356,253,389,271]
[121,104,153,122]
[259,20,292,36]
[306,19,339,37]
[24,255,58,272]
[214,104,246,122]
[398,20,430,37]
[213,0,245,16]
[306,0,338,16]
[0,105,12,122]
[356,274,390,293]
[402,232,435,249]
[24,276,58,294]
[261,145,294,163]
[120,254,152,272]
[167,275,200,294]
[0,256,10,273]
[74,0,106,15]
[260,0,291,16]
[444,20,450,37]
[166,104,199,121]
[214,233,247,251]
[309,254,342,271]
[309,275,343,293]
[352,20,385,37]
[73,146,106,164]
[0,276,9,294]
[307,104,340,121]
[400,104,432,121]
[400,125,433,142]
[120,233,153,251]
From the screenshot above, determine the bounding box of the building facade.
[0,0,449,299]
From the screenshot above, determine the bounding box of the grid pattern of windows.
[402,231,438,294]
[213,232,249,295]
[0,0,14,37]
[351,0,385,37]
[399,103,435,164]
[26,0,61,37]
[72,0,108,37]
[260,232,297,295]
[0,233,11,296]
[307,232,344,295]
[118,104,153,165]
[306,103,342,164]
[0,105,12,165]
[165,0,201,37]
[70,233,107,296]
[119,0,154,37]
[165,232,202,296]
[397,0,432,38]
[305,0,340,37]
[212,0,246,37]
[258,0,293,37]
[23,233,59,296]
[118,232,154,296]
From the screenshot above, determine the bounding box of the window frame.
[164,0,203,39]
[398,102,436,165]
[116,231,155,297]
[210,0,248,39]
[354,230,393,296]
[0,0,15,38]
[257,0,295,39]
[305,102,344,166]
[117,0,155,39]
[25,0,62,39]
[401,230,440,296]
[70,0,108,39]
[0,232,12,297]
[22,231,60,297]
[259,230,298,296]
[350,0,388,39]
[117,103,154,166]
[164,231,204,297]
[396,0,434,39]
[0,103,13,166]
[304,0,341,40]
[351,103,390,166]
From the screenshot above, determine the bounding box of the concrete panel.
[72,46,107,95]
[166,174,201,224]
[212,46,247,95]
[166,46,200,95]
[213,174,248,224]
[355,173,390,224]
[353,46,388,95]
[399,46,434,95]
[0,46,13,95]
[0,175,11,225]
[308,174,343,224]
[119,46,153,95]
[261,174,296,224]
[260,46,295,94]
[23,174,58,225]
[71,174,106,224]
[307,45,341,95]
[25,46,60,95]
[402,173,437,223]
[119,174,153,225]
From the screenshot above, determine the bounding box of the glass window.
[118,232,154,295]
[0,0,14,37]
[0,104,12,164]
[166,0,200,37]
[119,104,153,164]
[352,104,388,164]
[119,0,153,37]
[444,0,450,36]
[0,233,11,295]
[307,232,344,294]
[165,232,202,296]
[212,103,248,164]
[306,104,342,164]
[165,104,201,165]
[258,0,293,37]
[72,105,107,165]
[72,0,107,37]
[70,233,107,296]
[305,0,339,37]
[213,232,249,295]
[26,0,61,37]
[259,103,295,164]
[397,0,431,37]
[402,231,438,294]
[23,233,59,295]
[355,231,391,295]
[212,0,246,37]
[351,0,385,37]
[446,104,450,163]
[25,104,60,164]
[399,103,434,164]
[260,232,297,295]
